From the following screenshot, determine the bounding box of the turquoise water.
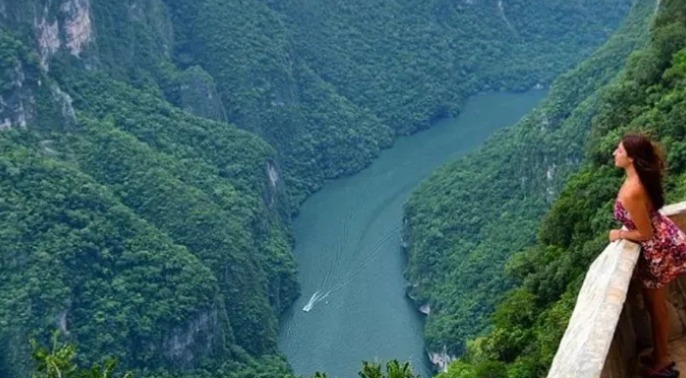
[278,91,546,378]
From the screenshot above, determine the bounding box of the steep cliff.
[0,0,637,377]
[0,1,298,377]
[403,0,686,376]
[404,0,654,364]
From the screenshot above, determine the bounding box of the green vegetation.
[32,333,133,378]
[164,0,632,206]
[0,0,638,377]
[404,0,686,376]
[31,333,420,378]
[403,0,654,358]
[0,72,300,374]
[1,46,299,378]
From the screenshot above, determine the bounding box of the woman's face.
[613,142,632,168]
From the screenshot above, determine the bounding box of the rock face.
[36,15,60,69]
[0,0,94,130]
[0,39,34,130]
[177,66,227,122]
[429,347,457,373]
[60,0,93,56]
[33,0,93,70]
[163,310,222,369]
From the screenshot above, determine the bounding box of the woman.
[610,133,686,378]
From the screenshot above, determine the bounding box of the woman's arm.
[619,190,654,241]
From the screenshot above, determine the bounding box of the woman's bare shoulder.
[619,181,648,203]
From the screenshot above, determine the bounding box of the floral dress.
[614,200,686,288]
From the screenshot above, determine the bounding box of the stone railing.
[547,202,686,378]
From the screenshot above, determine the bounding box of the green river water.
[279,91,546,378]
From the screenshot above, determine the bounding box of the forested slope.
[404,0,654,362]
[0,0,635,376]
[406,0,686,376]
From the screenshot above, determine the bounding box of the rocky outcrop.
[0,62,33,130]
[61,0,92,56]
[36,14,59,69]
[163,310,222,369]
[50,83,76,126]
[0,0,92,130]
[33,0,93,70]
[262,161,282,209]
[429,346,457,373]
[177,66,227,123]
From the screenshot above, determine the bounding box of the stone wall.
[547,202,686,378]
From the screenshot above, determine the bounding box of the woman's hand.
[609,229,623,242]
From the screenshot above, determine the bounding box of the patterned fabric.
[614,200,686,288]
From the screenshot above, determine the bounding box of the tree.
[31,332,133,378]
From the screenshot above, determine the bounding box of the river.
[278,91,546,378]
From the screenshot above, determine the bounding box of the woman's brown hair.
[621,133,666,209]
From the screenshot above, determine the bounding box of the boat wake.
[302,290,331,312]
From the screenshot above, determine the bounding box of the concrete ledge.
[547,239,641,378]
[547,202,686,378]
[662,202,686,219]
